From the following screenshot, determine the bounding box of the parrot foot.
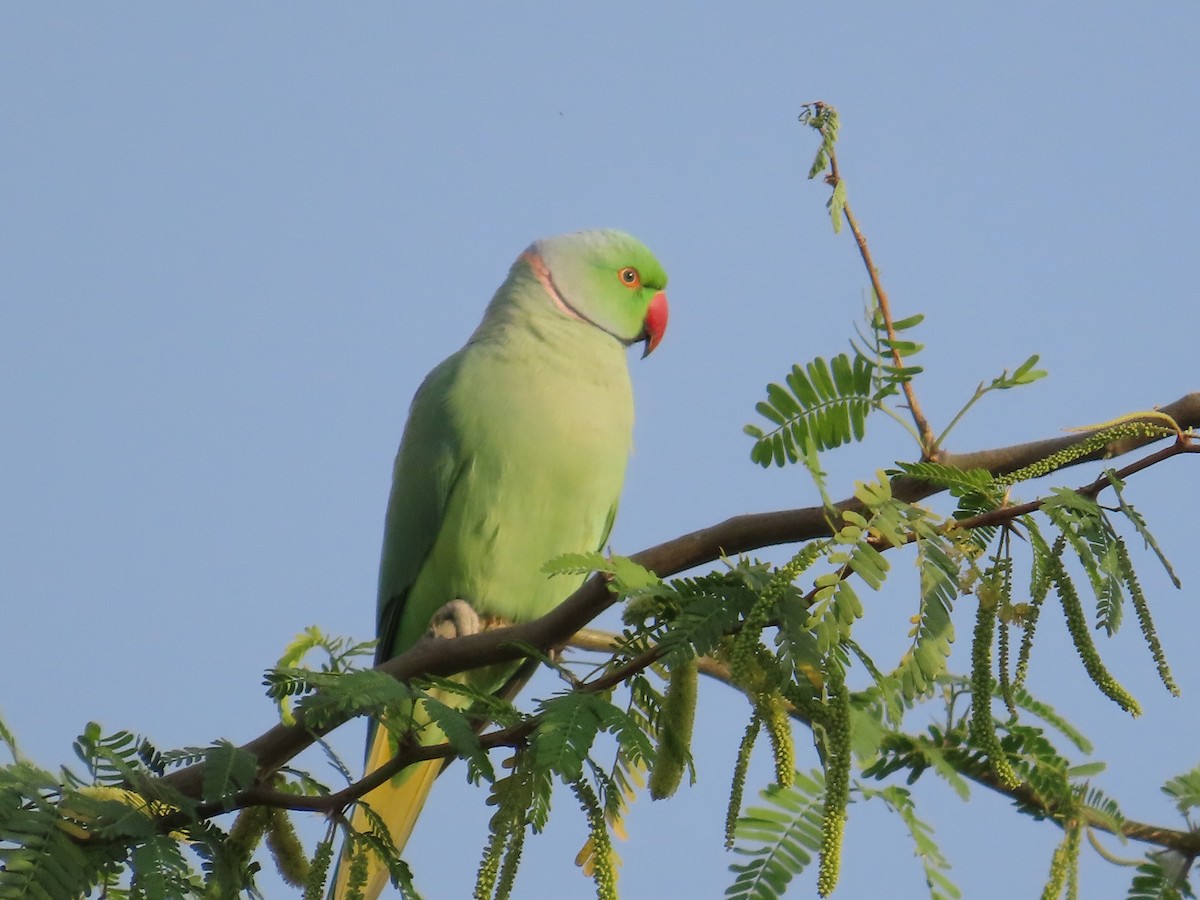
[426,599,482,640]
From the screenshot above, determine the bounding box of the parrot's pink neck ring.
[521,250,587,325]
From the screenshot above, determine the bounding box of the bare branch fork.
[161,393,1200,812]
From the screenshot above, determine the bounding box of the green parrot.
[333,229,669,898]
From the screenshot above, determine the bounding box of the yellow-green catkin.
[997,421,1176,488]
[725,711,761,849]
[1065,823,1081,900]
[572,780,617,900]
[494,824,525,900]
[265,808,309,887]
[1117,536,1179,695]
[302,838,335,900]
[1016,531,1062,686]
[730,543,824,686]
[760,691,795,789]
[816,676,851,897]
[226,804,272,865]
[621,592,660,626]
[475,817,509,900]
[474,839,500,899]
[988,548,1017,717]
[649,657,698,800]
[343,838,369,900]
[997,614,1016,717]
[1039,822,1080,900]
[970,588,1021,790]
[1049,552,1141,715]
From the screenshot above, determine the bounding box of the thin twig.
[816,106,936,456]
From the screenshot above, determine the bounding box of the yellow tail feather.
[331,725,441,900]
[331,668,512,898]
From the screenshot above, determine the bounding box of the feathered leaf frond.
[744,353,876,469]
[725,770,827,900]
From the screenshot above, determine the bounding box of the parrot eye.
[619,267,641,288]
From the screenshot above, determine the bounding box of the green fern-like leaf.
[0,715,20,764]
[858,784,962,900]
[287,669,413,731]
[541,552,660,597]
[419,696,497,785]
[530,693,647,792]
[72,723,142,787]
[1162,764,1200,816]
[1126,852,1194,900]
[275,625,376,673]
[892,462,1001,507]
[1079,785,1125,835]
[998,684,1093,755]
[188,817,255,899]
[1106,471,1181,588]
[129,833,194,899]
[897,532,959,698]
[352,802,423,899]
[745,353,876,468]
[1041,499,1126,638]
[726,770,826,900]
[914,739,973,802]
[201,741,258,805]
[799,102,838,179]
[808,575,863,655]
[655,573,759,666]
[0,784,128,900]
[866,307,926,395]
[530,693,608,785]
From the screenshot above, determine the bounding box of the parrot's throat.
[521,251,627,345]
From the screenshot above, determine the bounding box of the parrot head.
[522,229,669,357]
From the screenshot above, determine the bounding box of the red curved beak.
[641,291,669,358]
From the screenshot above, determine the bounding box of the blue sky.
[4,5,1199,898]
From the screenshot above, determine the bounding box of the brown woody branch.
[160,393,1200,808]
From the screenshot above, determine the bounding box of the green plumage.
[334,230,668,899]
[376,228,668,659]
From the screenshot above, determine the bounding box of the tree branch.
[159,392,1200,804]
[965,756,1200,856]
